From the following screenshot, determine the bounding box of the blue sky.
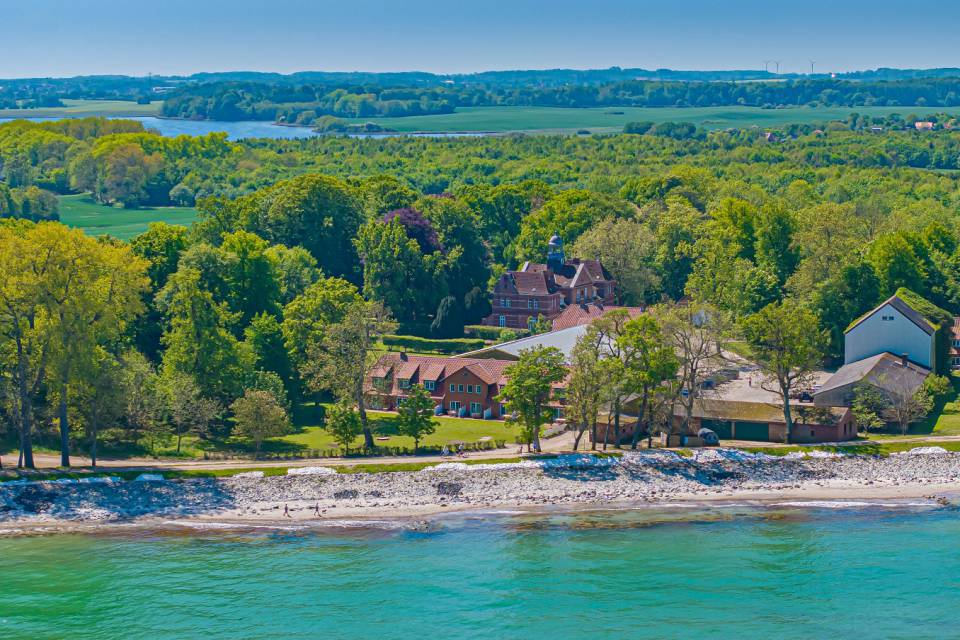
[0,0,955,77]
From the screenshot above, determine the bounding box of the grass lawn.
[360,105,960,134]
[277,405,517,452]
[0,99,162,118]
[58,194,198,240]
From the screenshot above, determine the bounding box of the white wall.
[845,302,934,369]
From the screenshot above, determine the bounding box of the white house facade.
[844,296,936,370]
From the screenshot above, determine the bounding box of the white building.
[844,293,937,371]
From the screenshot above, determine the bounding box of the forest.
[3,113,960,465]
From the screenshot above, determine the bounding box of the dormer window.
[398,378,411,390]
[424,380,436,391]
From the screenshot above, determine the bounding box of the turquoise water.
[2,504,958,639]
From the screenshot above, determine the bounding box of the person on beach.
[314,503,321,517]
[284,504,290,518]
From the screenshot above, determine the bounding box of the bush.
[382,334,485,355]
[464,325,530,341]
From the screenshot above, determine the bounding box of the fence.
[202,439,507,461]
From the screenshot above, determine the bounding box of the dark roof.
[845,293,936,336]
[512,271,553,295]
[816,352,930,397]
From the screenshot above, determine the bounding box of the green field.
[58,194,198,240]
[364,105,960,134]
[277,407,517,452]
[0,99,162,119]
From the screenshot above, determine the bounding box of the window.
[527,299,534,309]
[533,299,539,310]
[552,407,564,420]
[881,315,895,321]
[476,385,482,395]
[500,403,507,416]
[470,402,482,415]
[398,378,410,389]
[466,384,473,393]
[450,401,461,412]
[498,315,506,327]
[504,299,511,308]
[954,339,960,348]
[424,380,435,391]
[449,383,455,392]
[458,384,464,393]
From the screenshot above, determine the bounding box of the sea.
[1,500,958,639]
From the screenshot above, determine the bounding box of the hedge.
[382,334,486,354]
[464,325,530,341]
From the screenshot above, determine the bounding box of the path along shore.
[3,449,960,534]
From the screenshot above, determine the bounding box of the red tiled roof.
[551,304,643,331]
[512,271,552,295]
[419,362,446,381]
[394,361,420,380]
[369,353,517,395]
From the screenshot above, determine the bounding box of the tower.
[546,233,565,271]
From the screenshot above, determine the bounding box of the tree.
[882,374,948,435]
[650,301,727,435]
[264,244,321,305]
[160,371,221,453]
[354,217,445,324]
[157,267,251,403]
[851,382,887,433]
[42,228,149,466]
[396,384,437,452]
[241,174,363,281]
[513,189,636,263]
[566,330,611,450]
[300,300,396,449]
[324,400,363,453]
[571,218,660,305]
[618,316,679,449]
[219,230,282,327]
[230,389,290,456]
[430,296,464,338]
[740,299,828,443]
[868,232,928,297]
[120,350,165,456]
[245,312,295,399]
[498,346,566,453]
[72,348,126,467]
[281,277,362,379]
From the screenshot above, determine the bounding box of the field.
[363,105,960,134]
[0,99,162,118]
[276,406,517,452]
[58,194,198,240]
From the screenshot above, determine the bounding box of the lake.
[2,502,957,639]
[0,116,495,140]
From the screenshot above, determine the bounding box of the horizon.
[3,0,959,78]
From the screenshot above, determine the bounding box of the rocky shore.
[2,449,959,530]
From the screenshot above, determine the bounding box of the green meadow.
[0,99,162,118]
[58,194,198,240]
[363,105,960,133]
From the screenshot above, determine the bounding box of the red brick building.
[482,234,616,329]
[367,352,568,420]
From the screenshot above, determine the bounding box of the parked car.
[697,428,720,446]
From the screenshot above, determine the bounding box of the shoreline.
[4,449,960,536]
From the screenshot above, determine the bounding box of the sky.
[0,0,957,78]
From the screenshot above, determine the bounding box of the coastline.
[3,450,959,536]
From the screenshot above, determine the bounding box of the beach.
[3,449,960,534]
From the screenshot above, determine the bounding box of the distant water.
[2,502,958,639]
[0,116,494,140]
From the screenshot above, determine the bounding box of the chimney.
[400,351,408,361]
[900,353,909,367]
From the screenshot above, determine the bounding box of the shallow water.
[2,502,958,639]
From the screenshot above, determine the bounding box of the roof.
[845,290,941,336]
[816,352,930,397]
[675,398,848,426]
[460,325,590,362]
[552,303,643,331]
[512,271,553,296]
[518,258,614,290]
[367,353,515,395]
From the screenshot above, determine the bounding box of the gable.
[846,298,935,337]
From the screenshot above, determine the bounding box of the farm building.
[814,352,930,408]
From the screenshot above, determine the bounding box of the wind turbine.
[809,60,816,75]
[774,61,781,75]
[763,60,772,73]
